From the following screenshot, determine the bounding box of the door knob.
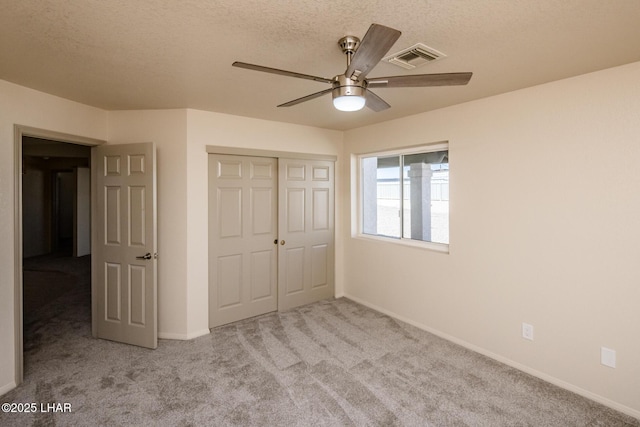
[280,240,285,245]
[274,239,278,245]
[136,253,152,260]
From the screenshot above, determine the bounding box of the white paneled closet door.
[209,155,278,328]
[278,159,334,311]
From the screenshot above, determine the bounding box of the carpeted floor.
[2,255,638,426]
[22,252,90,315]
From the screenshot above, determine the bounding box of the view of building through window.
[361,149,449,245]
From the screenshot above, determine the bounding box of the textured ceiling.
[1,0,640,131]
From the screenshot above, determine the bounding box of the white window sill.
[353,233,450,254]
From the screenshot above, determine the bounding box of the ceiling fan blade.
[277,88,333,107]
[365,89,391,112]
[232,62,334,84]
[345,24,401,81]
[367,72,473,88]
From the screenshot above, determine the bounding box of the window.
[359,144,449,247]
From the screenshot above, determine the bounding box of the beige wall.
[22,167,49,258]
[185,109,344,336]
[0,79,107,394]
[342,61,640,417]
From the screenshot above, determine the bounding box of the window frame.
[354,141,450,254]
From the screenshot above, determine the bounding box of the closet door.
[278,159,334,311]
[209,155,278,327]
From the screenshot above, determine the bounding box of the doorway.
[208,151,335,328]
[14,125,104,386]
[22,137,91,323]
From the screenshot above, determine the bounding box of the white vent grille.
[383,43,446,70]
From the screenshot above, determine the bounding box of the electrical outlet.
[522,323,534,341]
[601,347,616,368]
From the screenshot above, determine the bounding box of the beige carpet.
[2,255,638,426]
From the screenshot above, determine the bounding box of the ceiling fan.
[232,23,472,112]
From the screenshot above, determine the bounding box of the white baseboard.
[158,328,210,341]
[0,381,17,396]
[186,329,211,340]
[341,293,640,421]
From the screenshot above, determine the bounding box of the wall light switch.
[601,347,616,368]
[522,323,534,341]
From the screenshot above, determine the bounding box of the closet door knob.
[280,240,285,245]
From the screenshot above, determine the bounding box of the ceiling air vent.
[383,43,446,70]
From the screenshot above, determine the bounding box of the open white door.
[93,143,157,349]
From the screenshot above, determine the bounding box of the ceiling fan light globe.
[333,94,366,111]
[330,75,367,111]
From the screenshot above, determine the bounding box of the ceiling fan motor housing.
[332,74,366,98]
